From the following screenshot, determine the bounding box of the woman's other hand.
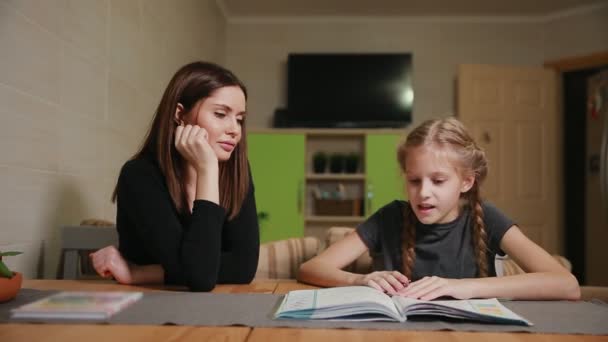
[89,246,134,284]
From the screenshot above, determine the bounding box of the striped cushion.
[496,255,572,276]
[325,227,373,274]
[255,237,321,279]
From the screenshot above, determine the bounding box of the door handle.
[482,131,491,144]
[366,183,374,216]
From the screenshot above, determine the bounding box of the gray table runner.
[1,289,607,335]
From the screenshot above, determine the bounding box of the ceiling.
[220,0,605,17]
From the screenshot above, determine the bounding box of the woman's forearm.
[218,248,259,284]
[468,271,580,300]
[130,264,164,284]
[195,165,219,204]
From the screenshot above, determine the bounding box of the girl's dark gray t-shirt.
[356,200,514,281]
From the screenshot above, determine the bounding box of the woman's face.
[183,86,246,161]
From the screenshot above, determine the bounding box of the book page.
[280,286,395,311]
[276,286,402,321]
[391,297,532,325]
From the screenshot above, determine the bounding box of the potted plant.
[312,152,328,173]
[345,153,360,173]
[329,153,345,173]
[0,250,23,303]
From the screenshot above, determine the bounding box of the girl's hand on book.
[358,271,410,295]
[397,276,475,300]
[90,246,134,285]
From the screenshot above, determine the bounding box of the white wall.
[542,5,608,61]
[0,0,226,278]
[225,5,608,129]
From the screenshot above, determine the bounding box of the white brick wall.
[0,0,226,278]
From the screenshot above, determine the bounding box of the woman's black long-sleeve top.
[115,155,260,291]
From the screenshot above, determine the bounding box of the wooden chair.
[58,220,117,279]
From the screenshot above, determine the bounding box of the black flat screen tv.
[279,53,413,128]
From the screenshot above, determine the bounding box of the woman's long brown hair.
[397,117,489,278]
[112,61,249,220]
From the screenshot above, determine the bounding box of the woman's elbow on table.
[188,278,217,292]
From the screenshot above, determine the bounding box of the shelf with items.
[248,129,406,243]
[305,132,367,230]
[305,181,365,216]
[306,133,365,175]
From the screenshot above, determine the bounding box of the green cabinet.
[248,133,305,242]
[365,134,406,215]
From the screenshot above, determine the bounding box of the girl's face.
[182,86,246,161]
[404,145,474,225]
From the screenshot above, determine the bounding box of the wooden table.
[0,279,606,342]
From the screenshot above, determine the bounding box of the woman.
[91,61,260,291]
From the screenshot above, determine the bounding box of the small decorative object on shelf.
[0,250,23,303]
[344,152,360,173]
[312,184,363,216]
[312,152,328,173]
[329,153,345,173]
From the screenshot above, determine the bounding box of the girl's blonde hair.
[397,117,489,278]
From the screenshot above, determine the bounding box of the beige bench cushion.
[256,237,321,279]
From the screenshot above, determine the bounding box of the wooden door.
[458,64,562,253]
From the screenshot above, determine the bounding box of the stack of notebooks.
[11,291,143,320]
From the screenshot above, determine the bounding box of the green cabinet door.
[248,133,305,242]
[365,134,406,216]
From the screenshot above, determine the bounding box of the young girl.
[299,118,580,300]
[90,61,259,291]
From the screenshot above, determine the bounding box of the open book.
[274,286,532,326]
[11,291,143,320]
